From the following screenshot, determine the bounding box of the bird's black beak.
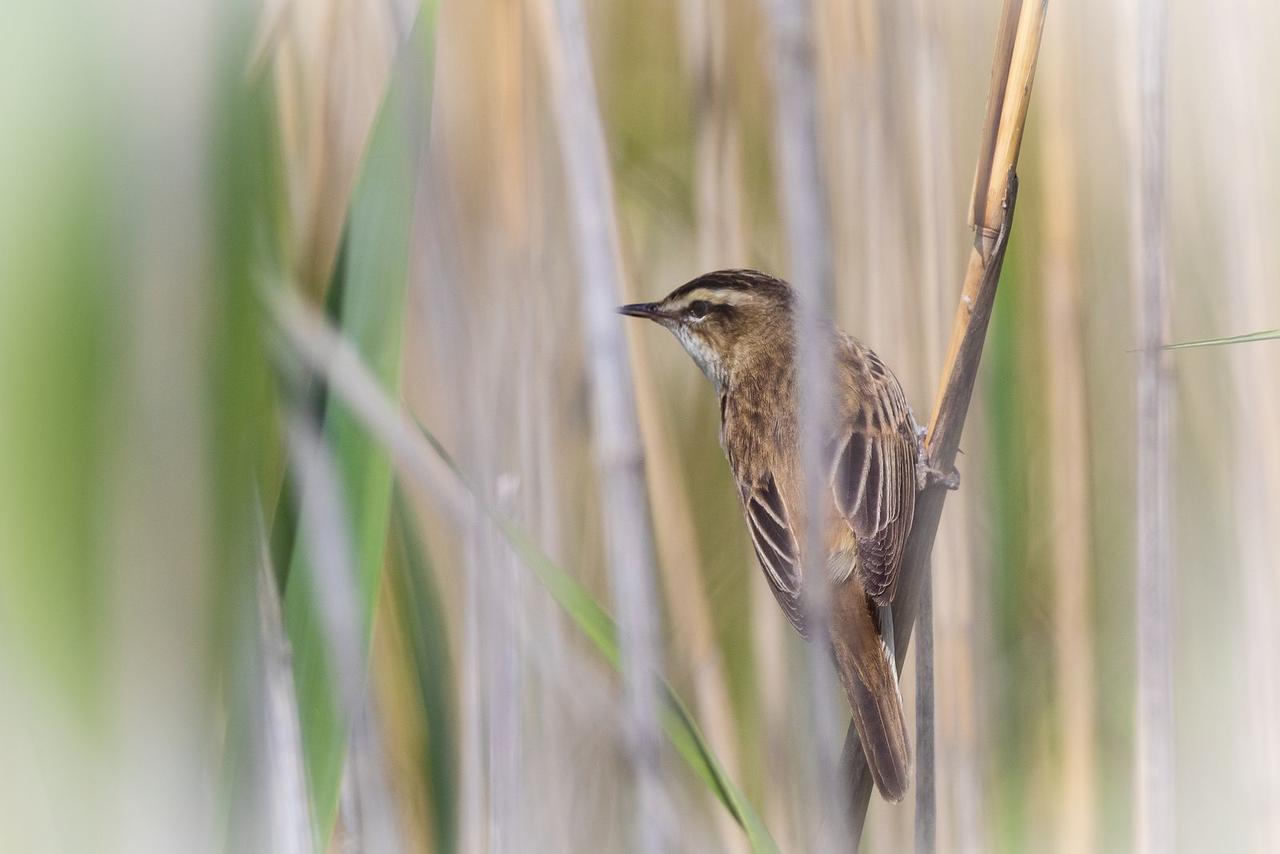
[618,302,666,321]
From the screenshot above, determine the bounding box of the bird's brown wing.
[829,356,918,606]
[739,473,809,638]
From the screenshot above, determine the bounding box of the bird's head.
[619,269,794,391]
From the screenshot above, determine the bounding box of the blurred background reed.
[2,0,1279,852]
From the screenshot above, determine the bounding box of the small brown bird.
[621,269,925,802]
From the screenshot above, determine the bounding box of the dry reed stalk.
[1130,0,1174,851]
[460,317,521,854]
[913,554,936,854]
[906,2,946,849]
[529,0,670,849]
[842,0,1048,844]
[484,3,530,845]
[762,0,848,848]
[1040,18,1097,853]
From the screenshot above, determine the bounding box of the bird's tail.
[830,587,911,802]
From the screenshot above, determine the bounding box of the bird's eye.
[688,300,711,319]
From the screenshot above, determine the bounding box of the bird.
[620,268,929,802]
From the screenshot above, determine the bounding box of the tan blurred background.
[2,0,1278,852]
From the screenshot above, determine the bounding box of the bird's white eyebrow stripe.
[664,288,754,312]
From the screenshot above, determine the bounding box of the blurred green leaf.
[0,121,111,719]
[211,26,292,851]
[210,19,284,679]
[280,5,437,846]
[1162,329,1280,350]
[414,422,779,854]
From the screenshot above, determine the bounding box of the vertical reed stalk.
[531,0,669,849]
[907,2,946,849]
[762,0,847,848]
[1131,0,1174,850]
[484,3,531,845]
[914,558,936,854]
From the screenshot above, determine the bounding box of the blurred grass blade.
[414,422,779,854]
[279,4,437,846]
[390,492,458,854]
[1162,328,1280,350]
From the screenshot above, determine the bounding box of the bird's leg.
[915,425,961,491]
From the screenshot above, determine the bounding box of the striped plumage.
[620,269,919,802]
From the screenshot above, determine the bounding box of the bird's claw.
[916,453,960,492]
[913,419,959,490]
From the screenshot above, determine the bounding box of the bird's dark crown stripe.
[667,269,788,303]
